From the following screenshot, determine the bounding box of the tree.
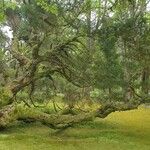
[0,0,149,130]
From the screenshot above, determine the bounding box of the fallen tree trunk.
[0,101,141,130]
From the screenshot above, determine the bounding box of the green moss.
[0,87,13,107]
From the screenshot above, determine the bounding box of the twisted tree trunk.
[0,101,140,130]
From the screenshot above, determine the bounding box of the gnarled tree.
[0,0,149,130]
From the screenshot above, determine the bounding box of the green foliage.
[36,0,58,15]
[0,49,4,60]
[0,87,12,107]
[0,1,16,23]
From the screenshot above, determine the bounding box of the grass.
[0,106,150,150]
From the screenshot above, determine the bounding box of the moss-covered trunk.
[0,102,140,130]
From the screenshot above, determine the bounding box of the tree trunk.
[0,102,140,130]
[141,67,149,95]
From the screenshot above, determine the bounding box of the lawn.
[0,106,150,150]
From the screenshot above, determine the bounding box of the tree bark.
[141,67,149,95]
[0,101,140,130]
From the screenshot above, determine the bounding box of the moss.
[0,87,13,107]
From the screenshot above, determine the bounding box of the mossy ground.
[0,106,150,150]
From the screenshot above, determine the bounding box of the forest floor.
[0,106,150,150]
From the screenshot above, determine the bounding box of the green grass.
[0,107,150,150]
